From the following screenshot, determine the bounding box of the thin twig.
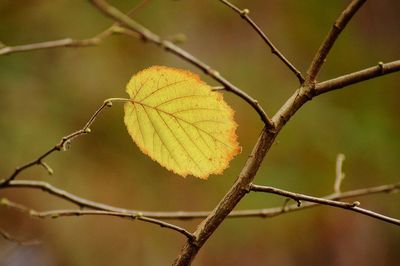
[250,184,360,209]
[0,98,128,187]
[2,179,398,220]
[228,182,400,219]
[218,0,304,84]
[305,0,366,83]
[0,0,150,56]
[249,184,400,226]
[315,60,400,94]
[334,153,346,194]
[89,0,274,128]
[273,60,400,130]
[2,180,399,227]
[0,198,195,241]
[0,27,118,56]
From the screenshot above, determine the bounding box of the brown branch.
[0,198,195,241]
[0,36,106,56]
[218,0,304,84]
[306,0,366,83]
[88,0,274,128]
[273,60,400,131]
[315,60,400,94]
[226,182,400,219]
[2,180,398,220]
[0,99,122,187]
[4,180,134,212]
[249,184,400,226]
[174,128,276,265]
[0,0,150,56]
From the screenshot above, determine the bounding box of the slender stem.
[89,0,274,128]
[218,0,304,84]
[249,184,400,226]
[0,98,127,187]
[0,0,150,56]
[3,180,398,220]
[0,199,194,240]
[104,97,131,103]
[305,0,367,83]
[315,60,400,94]
[0,27,118,56]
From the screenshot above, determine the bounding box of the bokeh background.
[1,0,399,265]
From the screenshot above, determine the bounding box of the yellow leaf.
[124,66,240,179]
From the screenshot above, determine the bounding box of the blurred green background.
[1,0,399,265]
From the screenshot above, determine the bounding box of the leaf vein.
[138,79,189,103]
[155,108,205,175]
[155,94,211,108]
[141,104,182,170]
[174,117,209,161]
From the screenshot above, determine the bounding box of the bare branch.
[0,98,129,187]
[218,0,304,84]
[4,180,133,212]
[0,24,127,56]
[306,0,366,83]
[229,182,400,219]
[0,198,195,241]
[315,60,400,94]
[250,184,400,226]
[89,0,274,128]
[250,184,360,209]
[2,180,398,220]
[334,153,346,193]
[273,60,400,131]
[0,0,150,56]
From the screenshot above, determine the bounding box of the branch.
[249,184,400,226]
[0,198,195,241]
[315,60,400,94]
[88,0,274,128]
[0,0,150,56]
[218,0,304,84]
[0,98,128,187]
[273,60,400,131]
[0,34,109,56]
[305,0,366,83]
[2,180,399,220]
[173,128,275,265]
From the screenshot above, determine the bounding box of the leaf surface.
[124,66,240,179]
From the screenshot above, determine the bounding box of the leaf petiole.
[104,97,131,104]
